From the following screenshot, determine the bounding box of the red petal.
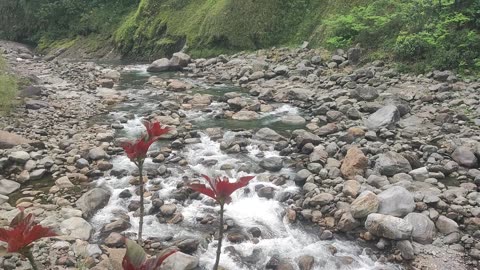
[144,121,170,138]
[216,176,254,201]
[0,227,11,243]
[189,184,217,201]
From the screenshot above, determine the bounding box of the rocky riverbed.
[1,40,480,270]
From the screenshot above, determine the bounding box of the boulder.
[340,147,368,179]
[259,157,283,172]
[343,180,361,197]
[76,188,111,218]
[365,213,413,240]
[255,128,285,141]
[350,86,378,101]
[0,131,31,149]
[55,176,74,189]
[404,213,436,244]
[310,193,334,206]
[147,58,171,72]
[350,191,379,218]
[8,151,30,163]
[0,179,21,195]
[161,252,199,270]
[232,111,260,120]
[435,215,459,234]
[294,130,321,148]
[88,147,108,161]
[365,105,400,130]
[375,151,412,176]
[60,217,93,240]
[281,115,306,125]
[377,186,415,217]
[451,146,477,168]
[169,52,191,69]
[297,255,314,270]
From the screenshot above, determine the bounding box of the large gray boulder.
[76,188,111,218]
[294,130,321,148]
[169,52,191,69]
[60,217,93,240]
[435,215,459,234]
[365,105,400,130]
[255,128,285,141]
[404,213,436,244]
[350,86,378,101]
[8,151,30,163]
[259,157,283,172]
[88,147,108,161]
[365,213,413,240]
[451,146,478,168]
[147,58,171,72]
[0,179,21,195]
[375,151,412,176]
[377,186,415,217]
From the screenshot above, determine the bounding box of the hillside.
[1,0,479,73]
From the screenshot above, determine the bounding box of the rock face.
[340,147,368,179]
[365,105,400,130]
[0,131,31,149]
[375,151,412,176]
[0,179,21,195]
[60,217,93,240]
[365,213,413,240]
[377,186,415,217]
[76,188,111,218]
[350,191,379,218]
[404,213,436,244]
[451,146,477,168]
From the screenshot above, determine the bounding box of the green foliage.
[0,56,18,114]
[323,0,480,73]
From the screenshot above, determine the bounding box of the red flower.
[189,175,255,204]
[122,238,176,270]
[121,136,156,162]
[143,121,169,138]
[0,209,57,253]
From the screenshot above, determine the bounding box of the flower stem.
[213,203,225,270]
[25,251,38,270]
[138,162,144,244]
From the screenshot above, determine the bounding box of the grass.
[0,55,18,114]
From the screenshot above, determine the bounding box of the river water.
[89,65,400,270]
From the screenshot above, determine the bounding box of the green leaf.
[124,239,146,268]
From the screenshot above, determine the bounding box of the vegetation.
[1,0,478,73]
[0,55,18,114]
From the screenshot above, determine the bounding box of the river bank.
[1,40,479,270]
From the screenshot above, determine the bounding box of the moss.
[37,37,77,53]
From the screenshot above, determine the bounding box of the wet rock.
[409,167,428,181]
[176,238,199,253]
[259,157,283,172]
[160,204,177,216]
[404,213,436,244]
[375,151,412,176]
[76,188,111,218]
[316,123,338,136]
[0,179,21,195]
[365,213,413,240]
[0,131,31,149]
[451,146,477,168]
[295,169,312,185]
[257,186,275,199]
[350,191,379,218]
[309,146,328,164]
[377,186,415,217]
[365,105,400,130]
[338,211,360,232]
[340,147,368,179]
[161,251,199,270]
[294,130,322,148]
[60,217,93,240]
[297,255,314,270]
[435,215,459,234]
